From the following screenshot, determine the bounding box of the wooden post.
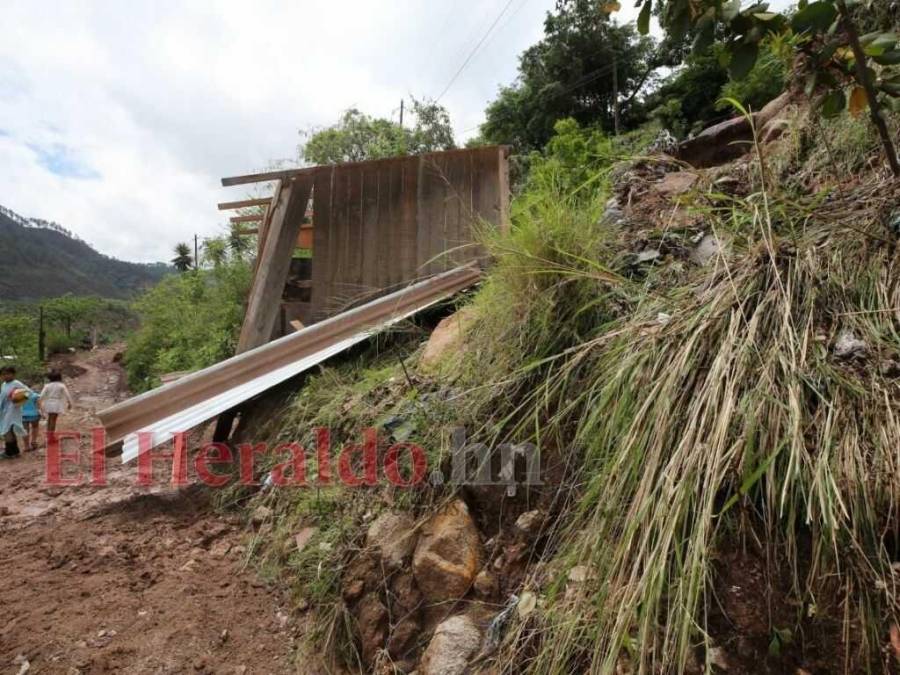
[236,177,313,352]
[215,177,313,443]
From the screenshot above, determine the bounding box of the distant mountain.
[0,205,170,301]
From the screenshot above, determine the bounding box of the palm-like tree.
[171,243,193,272]
[227,222,251,260]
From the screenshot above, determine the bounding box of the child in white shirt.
[40,370,74,436]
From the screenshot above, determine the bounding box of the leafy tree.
[630,0,900,175]
[125,259,252,391]
[300,98,455,165]
[480,0,656,152]
[203,237,228,268]
[171,242,193,272]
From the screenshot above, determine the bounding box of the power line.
[436,0,518,102]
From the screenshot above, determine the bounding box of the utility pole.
[194,234,199,270]
[612,51,621,137]
[399,99,404,128]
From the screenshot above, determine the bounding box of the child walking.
[0,365,32,459]
[21,390,41,452]
[40,370,74,436]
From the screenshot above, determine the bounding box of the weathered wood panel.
[237,177,312,352]
[309,146,508,321]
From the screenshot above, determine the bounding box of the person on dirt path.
[21,389,41,452]
[40,370,73,439]
[0,365,32,459]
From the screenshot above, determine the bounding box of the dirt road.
[0,347,299,674]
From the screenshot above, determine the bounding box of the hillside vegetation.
[0,205,168,301]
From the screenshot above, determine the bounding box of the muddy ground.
[0,346,301,674]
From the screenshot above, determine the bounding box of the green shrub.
[125,260,251,391]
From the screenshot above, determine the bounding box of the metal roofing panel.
[96,265,481,463]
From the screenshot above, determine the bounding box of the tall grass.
[454,146,900,672]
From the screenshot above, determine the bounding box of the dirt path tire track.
[0,347,299,674]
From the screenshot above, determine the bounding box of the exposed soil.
[0,346,301,674]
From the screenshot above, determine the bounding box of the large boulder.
[419,615,482,675]
[366,511,417,570]
[412,500,483,603]
[678,91,792,168]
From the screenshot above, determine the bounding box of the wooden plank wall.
[310,145,508,320]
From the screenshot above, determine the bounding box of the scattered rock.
[568,565,592,584]
[387,618,421,659]
[366,512,417,570]
[419,615,482,675]
[600,197,625,226]
[516,591,537,618]
[356,593,389,666]
[690,234,723,267]
[633,249,661,265]
[834,331,867,359]
[880,359,900,378]
[251,505,273,526]
[514,509,545,537]
[413,500,483,603]
[420,307,477,370]
[473,569,498,598]
[707,645,729,670]
[652,171,698,197]
[294,526,318,554]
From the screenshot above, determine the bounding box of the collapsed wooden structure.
[98,146,510,456]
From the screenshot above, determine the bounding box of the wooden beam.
[217,197,273,210]
[230,214,264,224]
[237,177,313,352]
[221,167,317,187]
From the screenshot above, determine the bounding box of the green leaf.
[637,0,651,35]
[874,50,900,65]
[728,42,760,80]
[791,1,838,34]
[804,71,819,98]
[692,12,716,54]
[820,89,847,118]
[753,12,779,20]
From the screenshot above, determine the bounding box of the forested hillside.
[0,205,169,301]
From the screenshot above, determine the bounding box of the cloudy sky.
[0,0,785,264]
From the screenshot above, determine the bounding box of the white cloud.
[0,0,795,264]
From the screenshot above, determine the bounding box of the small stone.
[834,331,867,359]
[708,645,728,670]
[419,615,482,675]
[690,234,723,267]
[294,526,318,554]
[634,249,661,264]
[517,591,537,617]
[366,512,417,570]
[473,569,498,598]
[514,509,544,536]
[568,566,590,583]
[251,505,273,525]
